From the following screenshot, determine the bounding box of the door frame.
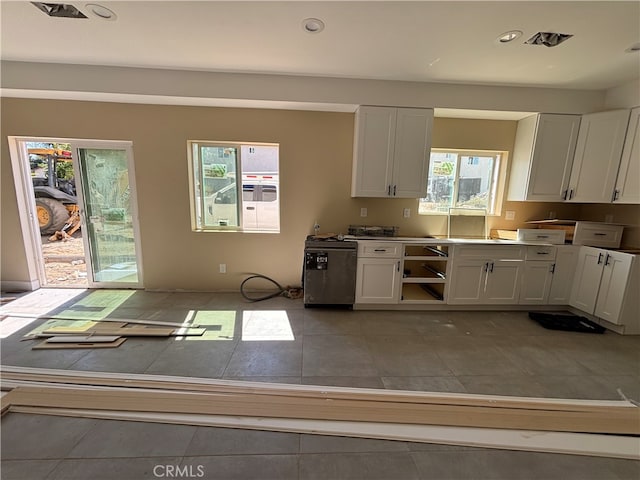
[8,136,144,289]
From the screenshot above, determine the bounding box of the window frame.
[419,148,507,216]
[187,140,280,233]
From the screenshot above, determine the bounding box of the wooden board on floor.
[45,335,121,344]
[42,327,174,337]
[6,385,640,435]
[10,406,639,460]
[32,338,126,350]
[41,327,206,337]
[39,316,201,328]
[1,366,634,414]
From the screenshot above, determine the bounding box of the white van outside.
[241,174,279,231]
[205,174,279,231]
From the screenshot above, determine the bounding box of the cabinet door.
[568,109,630,203]
[351,106,396,197]
[520,262,553,304]
[391,108,433,198]
[355,258,401,303]
[569,247,604,314]
[613,107,640,204]
[594,252,633,324]
[548,245,579,305]
[447,260,487,304]
[526,114,580,201]
[484,260,523,304]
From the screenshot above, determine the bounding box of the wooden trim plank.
[43,316,201,328]
[6,385,639,434]
[39,327,205,337]
[1,366,635,413]
[10,406,639,460]
[45,335,121,343]
[31,338,126,349]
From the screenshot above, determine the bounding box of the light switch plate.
[403,208,411,218]
[360,207,367,217]
[505,210,515,220]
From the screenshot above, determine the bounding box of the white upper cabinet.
[351,106,433,198]
[613,107,640,204]
[566,109,631,203]
[508,114,580,202]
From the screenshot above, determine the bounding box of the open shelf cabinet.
[401,244,450,303]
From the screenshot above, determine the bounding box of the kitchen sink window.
[188,141,280,232]
[419,149,505,215]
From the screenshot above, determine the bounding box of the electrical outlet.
[219,263,226,274]
[360,207,367,217]
[403,208,411,218]
[505,210,515,221]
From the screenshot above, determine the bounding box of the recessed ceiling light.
[497,30,523,43]
[302,18,325,34]
[32,3,87,18]
[625,42,640,53]
[85,3,116,20]
[525,32,573,48]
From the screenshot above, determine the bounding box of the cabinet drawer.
[525,246,557,260]
[357,242,402,258]
[517,229,565,244]
[453,245,525,260]
[573,222,624,248]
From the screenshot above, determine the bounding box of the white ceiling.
[1,1,638,118]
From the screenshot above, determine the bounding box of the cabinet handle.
[604,254,611,266]
[597,253,604,264]
[393,185,397,196]
[489,262,494,273]
[612,189,620,202]
[374,248,387,252]
[535,235,549,239]
[562,190,568,200]
[550,263,556,274]
[397,261,400,272]
[484,262,489,272]
[593,233,607,236]
[536,252,550,255]
[569,189,574,200]
[387,185,391,196]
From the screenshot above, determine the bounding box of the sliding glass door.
[76,144,143,287]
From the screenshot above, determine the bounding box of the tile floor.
[1,290,639,479]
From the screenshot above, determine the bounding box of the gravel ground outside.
[41,232,88,287]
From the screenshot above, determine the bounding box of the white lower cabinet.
[547,245,580,304]
[355,242,402,304]
[519,245,556,304]
[593,252,634,324]
[448,245,524,305]
[483,260,524,304]
[520,261,554,304]
[570,247,639,331]
[448,256,523,305]
[447,260,487,303]
[355,258,401,303]
[570,247,608,313]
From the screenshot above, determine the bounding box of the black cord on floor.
[240,273,288,302]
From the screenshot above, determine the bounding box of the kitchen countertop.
[344,235,538,245]
[344,236,640,253]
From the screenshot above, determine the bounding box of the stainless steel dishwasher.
[303,237,357,307]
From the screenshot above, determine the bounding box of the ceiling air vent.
[525,32,573,47]
[32,3,87,18]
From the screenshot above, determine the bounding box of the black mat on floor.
[528,312,606,334]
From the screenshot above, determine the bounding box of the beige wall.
[1,98,638,292]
